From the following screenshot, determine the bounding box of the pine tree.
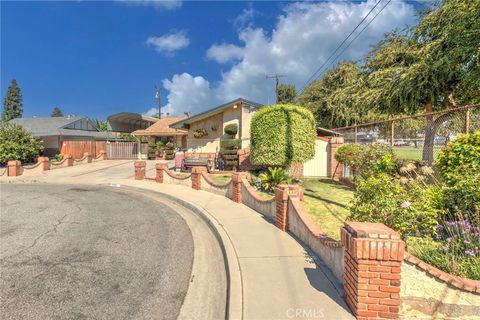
[2,79,23,122]
[51,107,64,117]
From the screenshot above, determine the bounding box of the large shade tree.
[364,0,480,162]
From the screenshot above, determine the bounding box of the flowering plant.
[435,220,480,258]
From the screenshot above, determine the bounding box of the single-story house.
[131,116,188,147]
[10,116,110,157]
[169,98,263,153]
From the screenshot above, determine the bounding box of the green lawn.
[299,178,354,240]
[393,146,444,161]
[207,174,232,184]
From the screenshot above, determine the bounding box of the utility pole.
[155,85,161,119]
[266,74,287,103]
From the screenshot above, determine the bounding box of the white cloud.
[206,43,244,64]
[233,5,257,30]
[118,0,182,11]
[162,1,417,115]
[146,31,189,55]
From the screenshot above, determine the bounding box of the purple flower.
[401,201,411,208]
[442,245,449,252]
[446,237,452,242]
[463,239,471,244]
[465,249,475,257]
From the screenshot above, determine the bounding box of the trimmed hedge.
[224,123,238,136]
[223,154,238,160]
[225,160,238,166]
[222,149,238,155]
[220,139,241,150]
[250,104,316,166]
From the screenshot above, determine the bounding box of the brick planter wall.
[155,163,169,183]
[231,172,246,203]
[191,167,206,190]
[341,222,405,320]
[7,160,22,177]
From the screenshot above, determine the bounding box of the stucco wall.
[400,262,480,319]
[240,104,257,149]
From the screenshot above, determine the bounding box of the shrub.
[349,173,440,237]
[147,143,156,160]
[164,141,175,160]
[335,143,396,179]
[436,131,480,185]
[258,167,292,192]
[52,154,64,162]
[220,139,241,150]
[250,104,316,166]
[442,170,480,217]
[0,123,43,165]
[224,123,238,137]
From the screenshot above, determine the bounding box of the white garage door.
[303,139,328,177]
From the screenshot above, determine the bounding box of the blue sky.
[1,0,423,120]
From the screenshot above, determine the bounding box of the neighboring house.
[169,98,263,153]
[131,116,188,146]
[10,116,110,157]
[107,112,159,133]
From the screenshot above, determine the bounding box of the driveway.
[0,183,194,320]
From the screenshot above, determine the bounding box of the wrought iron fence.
[332,104,480,164]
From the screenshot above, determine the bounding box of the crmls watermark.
[286,308,325,319]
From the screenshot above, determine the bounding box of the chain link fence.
[333,104,480,164]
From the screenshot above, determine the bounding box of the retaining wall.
[137,161,480,320]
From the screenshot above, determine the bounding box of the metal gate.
[106,142,147,159]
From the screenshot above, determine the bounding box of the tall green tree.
[364,0,480,162]
[296,62,377,128]
[277,84,297,103]
[51,107,64,117]
[2,79,23,122]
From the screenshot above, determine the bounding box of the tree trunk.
[422,101,435,164]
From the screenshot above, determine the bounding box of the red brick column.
[65,154,73,166]
[327,136,344,179]
[191,167,205,190]
[84,152,92,163]
[231,172,246,203]
[134,161,146,180]
[275,184,303,231]
[155,163,169,183]
[38,157,50,171]
[7,160,22,176]
[340,222,405,320]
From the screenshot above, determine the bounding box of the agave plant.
[258,167,291,192]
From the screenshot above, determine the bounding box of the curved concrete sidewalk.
[0,161,354,320]
[119,179,354,320]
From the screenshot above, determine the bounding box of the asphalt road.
[0,184,194,320]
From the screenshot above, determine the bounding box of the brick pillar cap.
[38,156,49,161]
[83,152,90,156]
[8,160,21,165]
[134,161,146,167]
[191,166,207,173]
[344,221,400,240]
[232,172,246,182]
[64,154,72,159]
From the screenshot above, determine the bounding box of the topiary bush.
[164,141,175,160]
[221,139,241,168]
[224,123,238,137]
[250,104,316,166]
[0,123,44,165]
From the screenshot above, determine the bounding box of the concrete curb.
[120,185,243,320]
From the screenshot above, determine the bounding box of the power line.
[299,0,383,91]
[298,0,392,96]
[266,74,287,103]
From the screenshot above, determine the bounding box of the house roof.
[9,116,110,139]
[170,98,263,129]
[317,127,342,137]
[132,116,188,136]
[107,112,159,132]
